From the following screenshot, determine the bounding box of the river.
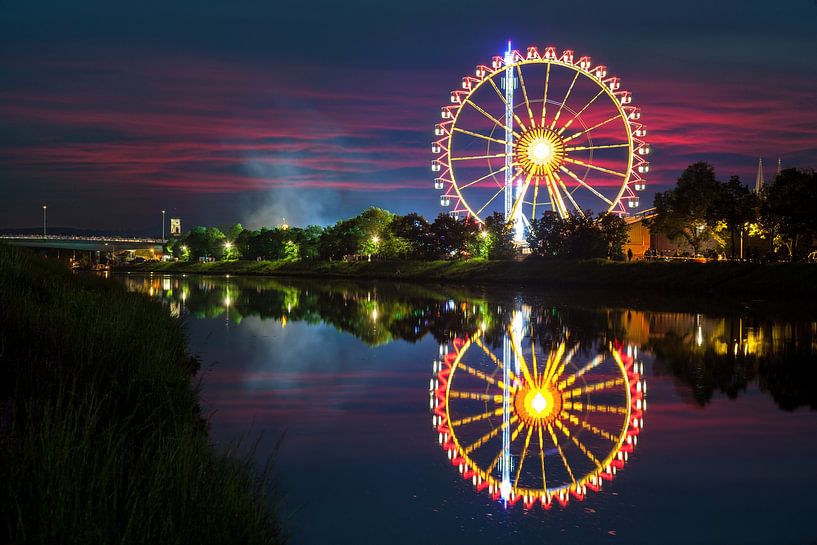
[115,273,817,545]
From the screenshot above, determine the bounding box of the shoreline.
[122,258,817,297]
[0,244,283,543]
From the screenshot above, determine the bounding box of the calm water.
[116,273,817,545]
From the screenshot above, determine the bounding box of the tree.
[527,212,627,259]
[562,213,607,259]
[711,176,757,260]
[527,212,568,257]
[648,162,722,255]
[226,222,244,243]
[483,212,515,259]
[429,214,467,259]
[391,213,433,259]
[181,226,227,260]
[760,168,817,260]
[596,213,629,260]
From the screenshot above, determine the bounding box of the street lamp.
[42,205,47,236]
[368,235,380,262]
[162,210,166,242]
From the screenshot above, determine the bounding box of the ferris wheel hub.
[515,127,566,178]
[515,382,563,425]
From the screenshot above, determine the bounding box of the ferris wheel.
[429,324,646,509]
[432,42,649,239]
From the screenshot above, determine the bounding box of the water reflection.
[121,273,817,415]
[430,306,645,509]
[112,273,817,542]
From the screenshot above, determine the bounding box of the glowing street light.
[42,205,47,236]
[368,235,380,262]
[161,210,166,242]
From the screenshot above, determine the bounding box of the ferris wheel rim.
[432,333,644,508]
[434,46,648,222]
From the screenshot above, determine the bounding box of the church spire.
[776,157,782,176]
[754,157,765,193]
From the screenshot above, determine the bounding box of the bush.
[0,244,284,545]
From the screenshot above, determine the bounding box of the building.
[623,209,675,259]
[169,218,182,237]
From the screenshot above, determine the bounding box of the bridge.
[0,235,164,252]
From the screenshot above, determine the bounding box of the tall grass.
[0,244,284,544]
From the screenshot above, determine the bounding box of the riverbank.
[0,244,284,544]
[126,258,817,297]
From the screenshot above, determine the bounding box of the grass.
[0,244,284,545]
[130,257,817,297]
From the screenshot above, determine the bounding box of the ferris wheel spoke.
[530,337,539,380]
[563,401,629,415]
[557,354,605,389]
[538,425,547,490]
[487,447,504,474]
[508,171,535,223]
[549,71,580,130]
[559,165,614,206]
[449,407,504,427]
[540,62,552,127]
[451,152,508,162]
[563,377,627,400]
[457,361,511,390]
[474,338,520,382]
[555,418,602,467]
[453,126,507,145]
[465,99,521,138]
[516,64,536,127]
[563,156,628,178]
[476,185,507,216]
[567,413,619,443]
[542,339,567,383]
[546,423,576,483]
[563,113,621,143]
[449,390,503,402]
[513,426,535,488]
[486,77,528,131]
[548,173,569,218]
[507,326,535,385]
[530,177,541,221]
[557,88,605,135]
[553,172,584,215]
[459,165,509,190]
[564,143,630,152]
[464,415,518,454]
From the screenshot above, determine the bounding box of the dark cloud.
[1,0,815,231]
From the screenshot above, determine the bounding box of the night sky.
[2,0,816,233]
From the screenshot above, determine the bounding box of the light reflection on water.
[116,273,817,545]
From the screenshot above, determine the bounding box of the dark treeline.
[649,162,817,260]
[168,209,629,262]
[166,162,816,263]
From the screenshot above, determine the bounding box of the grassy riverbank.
[0,245,283,544]
[128,258,817,297]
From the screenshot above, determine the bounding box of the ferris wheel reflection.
[430,307,646,510]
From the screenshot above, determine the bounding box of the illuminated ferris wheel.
[432,43,649,240]
[429,319,646,509]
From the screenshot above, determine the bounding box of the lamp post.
[42,205,47,236]
[369,235,380,262]
[161,210,166,242]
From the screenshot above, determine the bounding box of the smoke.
[240,181,343,229]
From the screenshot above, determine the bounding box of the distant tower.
[169,218,182,237]
[754,157,765,193]
[776,157,782,176]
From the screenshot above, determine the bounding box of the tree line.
[167,208,629,262]
[648,162,817,260]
